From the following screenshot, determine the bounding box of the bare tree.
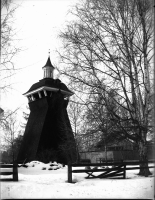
[84,86,121,160]
[20,105,30,131]
[58,0,154,176]
[67,95,86,151]
[67,94,100,152]
[0,108,21,162]
[1,0,21,92]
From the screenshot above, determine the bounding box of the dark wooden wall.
[17,92,78,164]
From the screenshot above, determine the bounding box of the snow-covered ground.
[1,161,154,199]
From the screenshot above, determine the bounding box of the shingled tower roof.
[23,54,74,97]
[42,56,55,69]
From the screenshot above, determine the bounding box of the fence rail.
[0,163,18,181]
[68,160,155,183]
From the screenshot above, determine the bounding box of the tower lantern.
[42,55,55,79]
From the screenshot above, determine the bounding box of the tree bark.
[138,140,152,177]
[105,145,107,162]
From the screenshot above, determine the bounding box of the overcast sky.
[1,0,79,117]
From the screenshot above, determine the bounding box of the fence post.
[123,164,126,179]
[68,163,72,183]
[13,163,18,181]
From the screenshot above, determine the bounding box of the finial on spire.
[48,49,50,57]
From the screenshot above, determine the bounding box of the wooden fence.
[0,163,18,181]
[68,160,155,183]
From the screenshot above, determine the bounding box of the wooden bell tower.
[17,54,78,164]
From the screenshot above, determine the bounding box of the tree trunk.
[12,142,15,163]
[105,145,107,163]
[138,140,152,177]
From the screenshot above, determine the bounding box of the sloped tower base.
[17,92,78,164]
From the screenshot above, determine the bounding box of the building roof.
[95,132,133,148]
[42,56,55,69]
[24,55,73,97]
[23,78,73,96]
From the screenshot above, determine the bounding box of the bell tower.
[17,54,78,164]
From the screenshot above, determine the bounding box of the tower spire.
[42,50,55,79]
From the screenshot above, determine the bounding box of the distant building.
[79,137,154,163]
[96,138,138,151]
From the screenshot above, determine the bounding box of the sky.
[1,0,79,119]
